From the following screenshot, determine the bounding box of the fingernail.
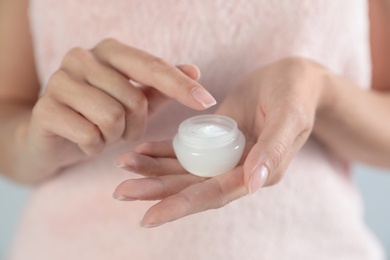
[115,195,127,201]
[114,161,127,168]
[140,222,162,228]
[114,161,138,172]
[112,193,137,201]
[191,87,217,108]
[248,165,269,194]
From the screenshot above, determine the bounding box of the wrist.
[315,67,339,117]
[279,56,337,120]
[11,113,62,184]
[11,115,48,183]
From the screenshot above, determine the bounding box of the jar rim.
[177,114,239,147]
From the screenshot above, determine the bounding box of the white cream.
[190,124,229,137]
[173,115,245,177]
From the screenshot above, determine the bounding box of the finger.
[138,86,168,116]
[48,71,126,144]
[134,140,176,157]
[34,98,104,155]
[140,167,247,227]
[113,174,205,201]
[140,64,202,115]
[61,48,147,141]
[92,39,216,110]
[176,64,201,81]
[243,106,311,193]
[115,152,186,176]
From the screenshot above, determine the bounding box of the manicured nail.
[114,161,127,168]
[248,165,269,194]
[140,222,162,228]
[112,193,137,201]
[114,161,138,172]
[115,195,127,201]
[192,87,217,108]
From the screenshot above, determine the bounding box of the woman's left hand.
[113,57,331,227]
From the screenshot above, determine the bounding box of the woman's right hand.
[25,38,216,181]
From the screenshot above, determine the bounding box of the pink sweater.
[9,0,384,259]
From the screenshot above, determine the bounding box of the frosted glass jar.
[173,115,245,177]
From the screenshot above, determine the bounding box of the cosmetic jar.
[173,114,245,177]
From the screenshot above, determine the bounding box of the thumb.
[243,111,303,194]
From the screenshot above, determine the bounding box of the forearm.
[0,102,36,182]
[0,0,54,184]
[314,73,390,167]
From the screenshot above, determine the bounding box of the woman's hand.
[22,38,216,182]
[113,57,330,227]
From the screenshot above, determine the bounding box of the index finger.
[92,39,217,110]
[140,167,247,227]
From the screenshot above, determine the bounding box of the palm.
[114,57,321,227]
[113,133,257,226]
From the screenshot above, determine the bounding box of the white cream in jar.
[173,115,245,177]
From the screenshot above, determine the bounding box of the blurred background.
[1,164,390,259]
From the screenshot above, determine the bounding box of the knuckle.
[210,181,229,209]
[291,103,310,124]
[98,38,119,48]
[282,56,308,68]
[279,56,312,77]
[78,124,102,147]
[63,47,91,65]
[46,70,68,91]
[127,92,147,110]
[268,141,287,170]
[175,193,193,214]
[93,38,119,54]
[67,46,88,57]
[146,56,171,75]
[99,104,126,127]
[288,102,314,132]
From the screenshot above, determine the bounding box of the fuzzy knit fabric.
[9,0,385,259]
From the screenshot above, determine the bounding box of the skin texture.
[370,0,390,90]
[0,0,216,184]
[113,56,390,227]
[113,1,390,227]
[0,0,389,226]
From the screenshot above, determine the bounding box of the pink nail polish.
[249,165,269,194]
[191,88,217,108]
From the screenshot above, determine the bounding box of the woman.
[0,0,388,259]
